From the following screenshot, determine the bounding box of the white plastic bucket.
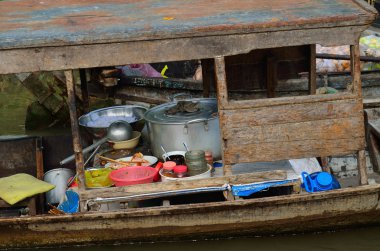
[43,168,74,204]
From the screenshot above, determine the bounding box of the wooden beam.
[350,44,362,96]
[266,55,276,98]
[201,59,215,98]
[358,150,368,185]
[309,44,317,94]
[64,70,85,193]
[80,170,287,201]
[0,26,364,75]
[214,56,230,175]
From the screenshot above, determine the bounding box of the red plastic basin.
[109,166,158,186]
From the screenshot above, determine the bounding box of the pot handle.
[184,118,208,134]
[171,93,192,102]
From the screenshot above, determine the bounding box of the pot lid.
[144,98,218,124]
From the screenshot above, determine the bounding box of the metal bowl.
[78,105,148,138]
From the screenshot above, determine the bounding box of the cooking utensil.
[98,155,149,165]
[183,142,189,151]
[144,98,221,159]
[60,121,132,165]
[160,145,171,160]
[78,105,147,138]
[108,131,141,150]
[160,164,212,182]
[104,156,158,168]
[107,120,133,141]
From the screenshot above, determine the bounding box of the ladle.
[161,145,171,160]
[60,121,133,165]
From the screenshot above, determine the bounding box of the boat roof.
[0,0,377,50]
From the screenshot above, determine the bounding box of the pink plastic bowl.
[109,166,158,186]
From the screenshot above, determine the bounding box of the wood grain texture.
[220,99,365,164]
[351,44,362,96]
[358,150,368,185]
[223,117,364,145]
[224,137,365,164]
[80,170,287,200]
[0,26,367,75]
[220,99,363,128]
[309,44,317,94]
[0,0,376,50]
[65,70,85,192]
[0,185,379,249]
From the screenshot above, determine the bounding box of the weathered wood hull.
[0,185,379,249]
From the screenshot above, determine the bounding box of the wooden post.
[351,42,367,185]
[350,44,362,97]
[266,55,276,98]
[65,70,85,193]
[214,56,231,176]
[201,59,215,98]
[35,137,44,214]
[310,44,329,170]
[79,69,90,113]
[358,150,368,185]
[309,44,317,95]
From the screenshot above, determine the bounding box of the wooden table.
[0,0,377,209]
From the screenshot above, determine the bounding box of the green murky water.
[0,76,35,135]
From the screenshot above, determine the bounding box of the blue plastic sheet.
[231,179,298,197]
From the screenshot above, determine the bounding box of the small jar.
[173,165,188,178]
[185,150,208,176]
[162,161,176,177]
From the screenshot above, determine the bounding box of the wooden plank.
[221,92,358,110]
[224,137,365,164]
[1,185,380,249]
[80,170,287,200]
[0,0,375,50]
[223,116,364,145]
[220,99,362,128]
[0,26,366,75]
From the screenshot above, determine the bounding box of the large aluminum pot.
[144,98,221,160]
[43,168,74,204]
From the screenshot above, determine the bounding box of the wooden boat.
[0,0,379,249]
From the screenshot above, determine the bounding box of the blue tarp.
[231,179,298,197]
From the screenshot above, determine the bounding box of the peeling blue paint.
[0,0,375,50]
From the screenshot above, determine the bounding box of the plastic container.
[301,171,341,193]
[185,150,208,176]
[109,166,160,186]
[160,164,212,182]
[161,161,176,178]
[85,167,113,188]
[173,165,188,178]
[43,168,74,204]
[162,151,186,165]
